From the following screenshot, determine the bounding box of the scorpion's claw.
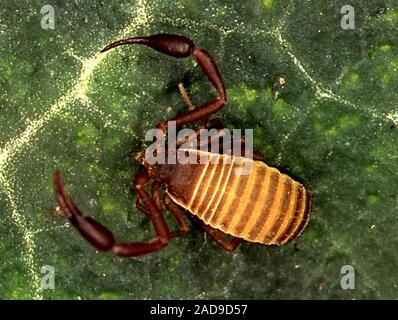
[53,170,116,251]
[101,33,226,134]
[101,34,195,58]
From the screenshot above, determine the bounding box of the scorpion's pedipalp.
[101,33,227,132]
[53,170,173,257]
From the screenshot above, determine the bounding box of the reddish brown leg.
[101,34,227,131]
[135,181,162,216]
[163,194,189,238]
[200,222,242,252]
[135,183,188,238]
[135,198,148,216]
[54,170,171,257]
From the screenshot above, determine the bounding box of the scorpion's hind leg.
[54,171,171,257]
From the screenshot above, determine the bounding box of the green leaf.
[0,0,397,299]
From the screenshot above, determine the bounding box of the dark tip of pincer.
[100,37,147,53]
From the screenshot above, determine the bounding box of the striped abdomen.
[167,150,310,245]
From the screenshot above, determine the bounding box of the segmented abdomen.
[168,151,310,245]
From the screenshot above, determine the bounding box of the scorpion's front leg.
[54,171,171,257]
[101,34,227,131]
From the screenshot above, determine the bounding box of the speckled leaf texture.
[0,0,397,299]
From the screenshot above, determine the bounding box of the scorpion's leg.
[200,222,241,252]
[135,181,162,216]
[101,34,226,132]
[54,171,171,257]
[136,182,189,238]
[163,194,190,238]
